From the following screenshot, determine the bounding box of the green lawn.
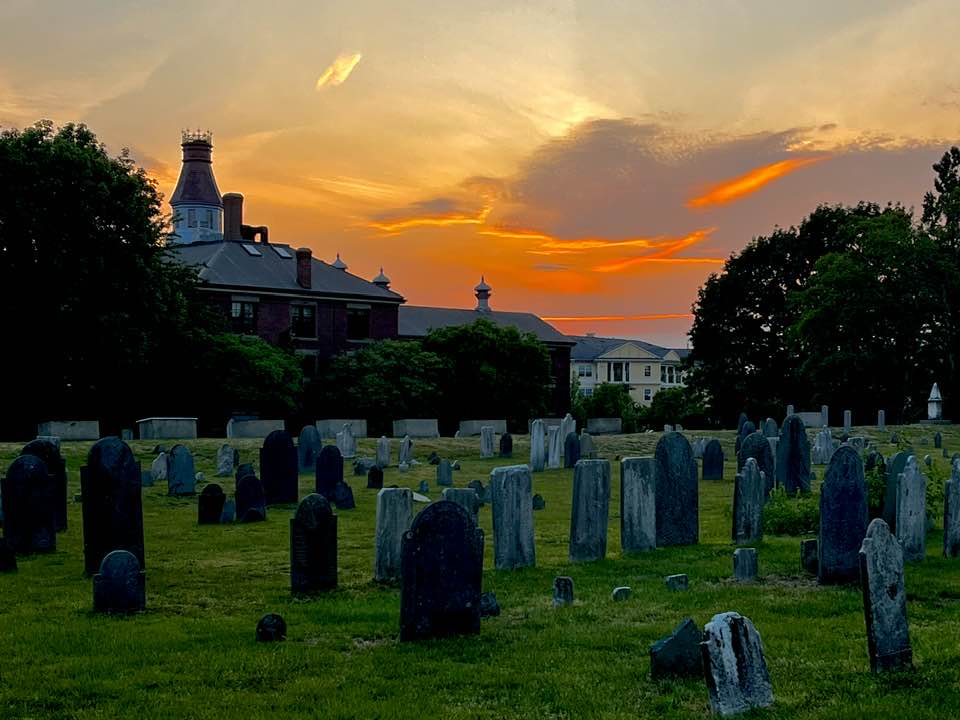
[1,425,959,719]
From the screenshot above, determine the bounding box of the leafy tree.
[644,386,707,430]
[582,384,639,432]
[921,146,960,252]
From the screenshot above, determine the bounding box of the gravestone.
[560,412,576,444]
[736,412,749,434]
[821,404,829,427]
[480,426,495,459]
[220,499,236,524]
[843,409,852,433]
[579,431,596,459]
[654,433,699,547]
[215,443,236,477]
[259,430,298,505]
[367,466,384,490]
[934,432,942,449]
[620,457,656,553]
[568,459,611,562]
[611,586,631,601]
[376,436,391,468]
[738,433,775,495]
[480,591,501,617]
[256,613,286,642]
[735,421,756,454]
[332,480,355,510]
[374,487,413,582]
[532,493,545,510]
[315,445,343,501]
[666,574,689,591]
[1,455,56,554]
[529,419,546,472]
[490,464,535,570]
[400,501,485,641]
[818,446,868,584]
[353,458,376,476]
[336,423,357,459]
[733,458,764,545]
[563,431,581,468]
[20,438,67,532]
[859,518,913,673]
[701,612,774,716]
[553,576,574,607]
[896,456,926,562]
[197,484,226,525]
[417,479,429,494]
[928,382,943,421]
[812,427,834,465]
[883,451,913,532]
[702,439,724,481]
[762,418,778,438]
[776,414,811,494]
[236,463,256,483]
[290,494,337,593]
[547,426,562,469]
[650,618,702,680]
[150,452,168,484]
[945,460,960,558]
[467,479,489,505]
[298,426,322,471]
[877,409,886,431]
[93,550,145,613]
[166,444,196,496]
[499,433,513,458]
[442,487,480,525]
[398,435,413,465]
[236,473,267,522]
[436,459,453,487]
[80,438,144,574]
[801,539,818,574]
[733,548,758,582]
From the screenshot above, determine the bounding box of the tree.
[921,146,960,252]
[644,386,707,430]
[582,384,639,432]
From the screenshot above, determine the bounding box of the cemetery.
[3,419,960,718]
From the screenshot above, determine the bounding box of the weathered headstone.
[553,576,574,607]
[216,443,236,477]
[563,431,581,469]
[436,459,453,487]
[490,464,535,570]
[621,457,656,553]
[560,412,576,444]
[480,426,495,459]
[650,618,702,680]
[655,433,699,547]
[896,456,926,562]
[529,419,546,472]
[733,458,764,545]
[259,430,298,505]
[93,550,145,613]
[579,431,596,459]
[812,427,835,465]
[166,444,196,496]
[374,487,413,582]
[20,438,67,532]
[945,460,960,558]
[737,433,775,496]
[417,479,430,494]
[315,445,343,501]
[442,487,480,525]
[877,409,886,431]
[701,612,774,716]
[367,465,384,489]
[298,426,322,471]
[532,493,545,510]
[934,432,942,449]
[666,574,689,591]
[928,382,943,421]
[398,435,414,465]
[733,548,758,582]
[332,480,355,510]
[236,473,267,522]
[197,484,226,525]
[467,479,489,505]
[80,438,144,574]
[702,439,724,481]
[376,436,391,468]
[735,421,756,454]
[150,452,168,485]
[479,591,501,617]
[611,586,631,601]
[843,409,852,433]
[256,613,286,642]
[736,412,749,435]
[236,463,256,483]
[776,414,811,495]
[883,451,913,532]
[336,423,357,459]
[400,501,484,641]
[547,426,562,469]
[1,455,56,554]
[569,459,611,562]
[859,518,912,673]
[290,494,337,593]
[499,432,513,458]
[818,446,869,584]
[821,404,830,427]
[762,418,778,438]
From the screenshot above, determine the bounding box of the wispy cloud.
[543,314,694,321]
[316,53,363,89]
[686,156,828,209]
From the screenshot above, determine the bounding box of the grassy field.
[1,425,959,719]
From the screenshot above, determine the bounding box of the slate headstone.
[436,459,453,487]
[93,549,145,613]
[290,493,337,593]
[701,612,774,716]
[737,433,775,497]
[1,454,56,554]
[733,458,764,545]
[801,538,818,574]
[569,459,611,562]
[736,412,748,434]
[735,421,756,454]
[376,436,391,468]
[934,432,942,449]
[818,446,868,584]
[442,487,480,525]
[859,518,913,673]
[374,487,413,582]
[20,438,67,532]
[776,414,811,494]
[702,438,724,481]
[332,480,355,510]
[654,432,699,547]
[895,456,926,562]
[620,456,656,553]
[563,431,581,469]
[552,576,574,607]
[166,444,196,496]
[762,418,778,438]
[480,426,495,459]
[547,426,562,469]
[529,419,546,472]
[256,613,286,642]
[650,618,702,680]
[490,464,535,570]
[315,445,343,501]
[236,473,267,522]
[298,426,322,471]
[733,548,758,582]
[944,460,960,558]
[499,432,513,458]
[198,484,226,525]
[259,430,298,505]
[216,443,236,477]
[367,465,384,489]
[883,451,913,532]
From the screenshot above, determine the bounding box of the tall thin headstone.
[374,487,413,582]
[376,436,391,468]
[398,435,413,465]
[290,494,337,593]
[620,457,656,553]
[490,464,535,570]
[818,446,868,584]
[843,410,852,433]
[702,439,724,481]
[896,456,926,562]
[259,430,298,505]
[877,409,886,431]
[1,455,56,554]
[529,419,546,472]
[315,445,343,501]
[236,473,267,522]
[945,459,960,558]
[480,426,495,459]
[883,451,913,532]
[298,426,322,471]
[859,518,912,673]
[563,431,581,469]
[569,459,611,562]
[776,414,811,495]
[654,432,698,547]
[547,425,562,469]
[733,458,764,545]
[821,405,829,427]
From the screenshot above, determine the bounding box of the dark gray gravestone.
[569,459,611,562]
[332,480,355,510]
[467,479,489,505]
[666,574,689,591]
[0,538,16,572]
[620,457,656,553]
[374,488,413,582]
[436,459,453,487]
[442,487,480,526]
[563,432,581,469]
[489,465,535,570]
[315,445,343,501]
[945,460,960,558]
[220,499,236,524]
[701,439,724,481]
[236,473,267,522]
[259,430,299,505]
[733,458,764,545]
[552,576,574,607]
[400,501,484,642]
[80,438,144,574]
[859,518,912,673]
[290,493,337,594]
[654,433,698,547]
[298,425,322,471]
[776,414,811,495]
[738,432,775,496]
[883,451,913,532]
[367,466,384,489]
[21,439,67,531]
[93,549,145,613]
[650,618,702,680]
[701,612,774,715]
[1,455,56,554]
[818,446,868,585]
[762,418,778,438]
[733,548,758,582]
[800,539,818,574]
[479,591,500,617]
[417,480,430,494]
[611,586,631,601]
[736,412,749,434]
[235,463,256,483]
[934,432,942,449]
[532,493,545,510]
[352,458,376,476]
[256,613,286,642]
[499,433,513,458]
[198,484,226,525]
[735,421,756,454]
[166,444,196,496]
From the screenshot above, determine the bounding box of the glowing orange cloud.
[686,155,828,209]
[589,229,720,271]
[543,313,694,321]
[316,53,363,88]
[368,206,491,233]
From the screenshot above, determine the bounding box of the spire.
[332,253,348,270]
[475,276,492,312]
[373,267,390,288]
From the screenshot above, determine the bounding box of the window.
[187,208,197,228]
[291,304,316,337]
[607,361,630,383]
[577,365,593,378]
[644,365,651,377]
[582,387,593,397]
[644,388,652,401]
[661,365,678,385]
[231,301,256,333]
[200,209,211,229]
[347,307,370,340]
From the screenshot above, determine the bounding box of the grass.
[1,425,959,719]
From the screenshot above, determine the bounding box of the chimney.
[474,276,492,312]
[296,247,312,289]
[223,193,244,242]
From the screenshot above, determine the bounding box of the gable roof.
[570,334,690,361]
[399,306,574,346]
[172,241,404,303]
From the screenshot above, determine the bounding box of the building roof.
[569,334,690,361]
[170,141,222,208]
[173,241,405,302]
[399,306,574,346]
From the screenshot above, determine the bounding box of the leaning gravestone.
[650,617,702,680]
[654,433,699,547]
[569,459,611,562]
[737,433,775,495]
[259,430,299,505]
[376,436,391,468]
[315,445,343,501]
[166,444,196,496]
[762,418,778,438]
[290,493,337,593]
[20,438,67,532]
[197,484,226,525]
[367,466,384,490]
[216,443,236,477]
[945,460,960,558]
[700,612,774,716]
[398,435,413,465]
[560,412,576,444]
[80,438,144,574]
[436,459,453,487]
[883,451,913,532]
[859,518,912,673]
[896,456,926,563]
[563,431,581,469]
[818,446,868,584]
[220,499,236,524]
[236,473,267,522]
[374,487,413,582]
[400,501,484,641]
[702,438,724,481]
[480,426,495,459]
[298,426,322,471]
[442,487,480,525]
[776,414,811,494]
[529,419,546,472]
[93,549,145,613]
[733,458,764,545]
[490,465,535,570]
[1,454,56,554]
[499,432,513,458]
[547,426,562,469]
[620,457,656,553]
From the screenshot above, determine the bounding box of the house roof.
[172,241,405,302]
[399,306,574,346]
[569,334,690,361]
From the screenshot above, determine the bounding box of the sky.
[2,0,959,346]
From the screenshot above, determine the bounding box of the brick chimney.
[222,193,244,242]
[296,247,312,288]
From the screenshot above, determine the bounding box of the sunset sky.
[2,0,959,345]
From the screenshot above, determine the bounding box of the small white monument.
[928,383,943,422]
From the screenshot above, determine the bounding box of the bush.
[865,464,887,520]
[763,488,820,535]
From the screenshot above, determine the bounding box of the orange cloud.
[543,313,694,321]
[316,53,363,88]
[368,207,490,233]
[686,155,828,209]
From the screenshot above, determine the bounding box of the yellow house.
[569,334,689,406]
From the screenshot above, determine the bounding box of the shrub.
[763,487,820,535]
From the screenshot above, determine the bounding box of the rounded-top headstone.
[294,493,333,528]
[201,483,224,497]
[738,432,775,494]
[256,613,287,642]
[93,549,145,613]
[818,446,868,585]
[776,414,811,494]
[263,430,294,450]
[87,436,138,482]
[236,463,256,483]
[2,454,56,554]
